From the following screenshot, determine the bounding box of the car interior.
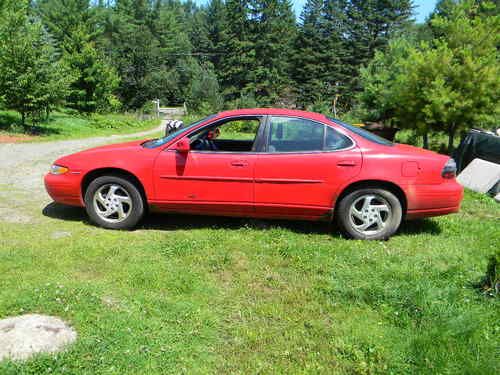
[188,117,263,152]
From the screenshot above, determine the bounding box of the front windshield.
[142,114,217,148]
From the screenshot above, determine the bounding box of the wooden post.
[152,99,160,118]
[332,94,340,118]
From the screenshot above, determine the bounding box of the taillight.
[442,158,457,179]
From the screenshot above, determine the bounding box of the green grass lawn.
[0,190,498,374]
[0,109,160,141]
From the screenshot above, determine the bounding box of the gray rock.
[0,314,77,361]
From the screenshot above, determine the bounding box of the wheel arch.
[81,168,147,204]
[334,180,407,215]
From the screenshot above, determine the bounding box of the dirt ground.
[0,134,36,143]
[0,122,166,223]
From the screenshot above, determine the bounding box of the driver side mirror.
[175,137,190,153]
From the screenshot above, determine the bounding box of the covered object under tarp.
[453,129,500,173]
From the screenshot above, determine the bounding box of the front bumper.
[44,172,84,207]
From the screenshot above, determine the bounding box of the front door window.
[189,117,263,153]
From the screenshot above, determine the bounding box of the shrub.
[87,114,154,130]
[483,251,500,296]
[140,101,156,116]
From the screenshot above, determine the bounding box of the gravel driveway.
[0,121,166,223]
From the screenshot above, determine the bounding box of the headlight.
[50,164,69,175]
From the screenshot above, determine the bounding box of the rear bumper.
[406,205,461,219]
[44,173,84,207]
[405,180,463,219]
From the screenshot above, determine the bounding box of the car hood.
[53,139,150,168]
[75,139,147,154]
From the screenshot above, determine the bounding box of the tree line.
[0,0,498,151]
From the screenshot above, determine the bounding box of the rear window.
[329,118,393,146]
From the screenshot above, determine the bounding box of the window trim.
[163,114,357,155]
[183,115,267,154]
[263,115,356,154]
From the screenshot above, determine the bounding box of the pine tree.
[291,0,348,111]
[292,0,325,107]
[0,1,73,125]
[248,0,297,105]
[188,8,213,64]
[99,0,161,108]
[101,0,221,111]
[37,0,120,112]
[342,0,414,103]
[206,0,228,71]
[149,0,222,109]
[218,0,297,105]
[218,0,255,102]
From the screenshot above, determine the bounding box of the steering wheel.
[191,138,218,151]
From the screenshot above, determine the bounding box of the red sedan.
[45,108,463,240]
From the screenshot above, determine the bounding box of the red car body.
[45,108,463,224]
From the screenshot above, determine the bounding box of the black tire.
[84,175,145,230]
[335,188,402,240]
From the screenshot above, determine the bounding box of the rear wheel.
[336,188,402,240]
[84,175,145,230]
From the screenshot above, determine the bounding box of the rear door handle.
[337,160,357,167]
[231,160,248,167]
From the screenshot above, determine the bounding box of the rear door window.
[268,117,324,152]
[268,116,352,152]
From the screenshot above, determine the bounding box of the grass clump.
[479,250,500,296]
[0,109,160,141]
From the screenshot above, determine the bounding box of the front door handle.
[337,160,357,167]
[231,160,248,167]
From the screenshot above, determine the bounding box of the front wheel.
[336,188,402,240]
[84,176,145,230]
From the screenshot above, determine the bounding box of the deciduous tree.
[359,0,499,152]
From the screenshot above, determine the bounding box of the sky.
[412,0,439,22]
[287,0,438,22]
[195,0,439,23]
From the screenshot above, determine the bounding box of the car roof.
[216,108,330,123]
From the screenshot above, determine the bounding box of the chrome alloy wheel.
[348,194,392,236]
[93,184,133,223]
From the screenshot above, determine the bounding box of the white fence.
[152,99,186,118]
